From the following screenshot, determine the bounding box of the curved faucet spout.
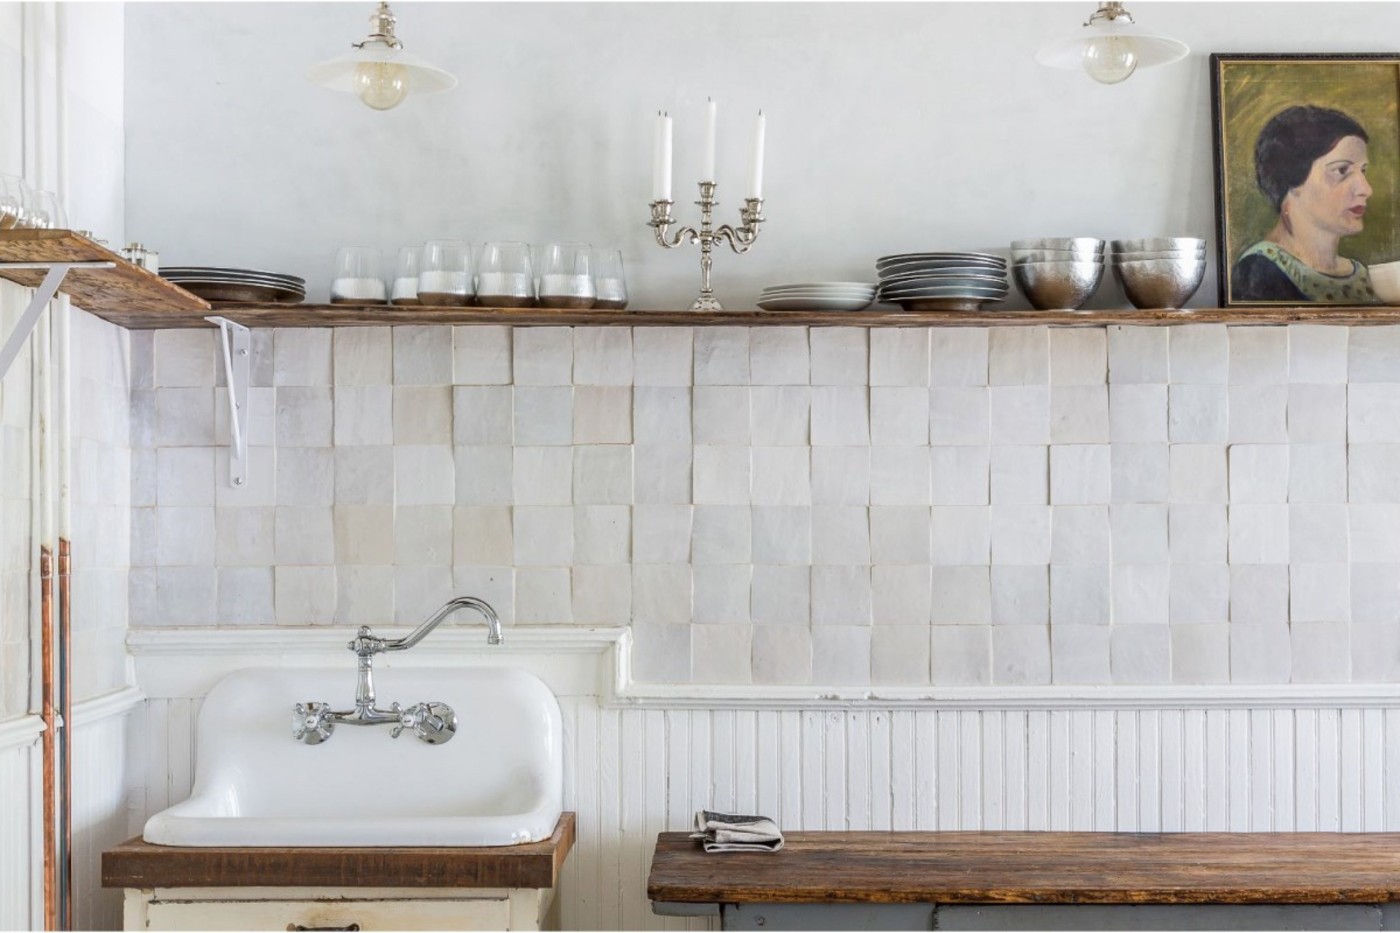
[385,595,503,651]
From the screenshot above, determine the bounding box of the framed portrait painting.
[1210,53,1400,307]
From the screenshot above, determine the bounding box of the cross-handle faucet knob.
[393,701,458,744]
[292,702,335,745]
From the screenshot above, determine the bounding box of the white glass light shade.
[306,43,457,108]
[1035,17,1188,81]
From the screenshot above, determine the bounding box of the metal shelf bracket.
[206,315,251,487]
[0,261,114,381]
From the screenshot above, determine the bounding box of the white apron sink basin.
[143,666,563,848]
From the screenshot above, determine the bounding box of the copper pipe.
[58,537,71,931]
[39,544,55,932]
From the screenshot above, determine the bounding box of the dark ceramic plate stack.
[162,267,306,304]
[875,252,1009,312]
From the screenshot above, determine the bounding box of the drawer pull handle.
[287,925,360,931]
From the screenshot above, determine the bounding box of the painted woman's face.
[1290,135,1372,238]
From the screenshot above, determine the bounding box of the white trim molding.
[0,713,43,752]
[71,685,143,728]
[127,626,1400,711]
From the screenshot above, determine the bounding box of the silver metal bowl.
[1110,237,1205,254]
[1113,256,1206,309]
[1011,259,1105,310]
[1012,248,1106,265]
[1011,237,1104,253]
[1111,249,1206,262]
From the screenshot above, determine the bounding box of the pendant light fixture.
[306,1,457,111]
[1035,2,1188,85]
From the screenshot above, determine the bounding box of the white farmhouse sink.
[143,666,563,848]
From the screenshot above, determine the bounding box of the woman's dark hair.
[1255,105,1369,211]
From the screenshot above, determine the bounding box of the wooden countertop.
[647,830,1400,905]
[103,812,574,890]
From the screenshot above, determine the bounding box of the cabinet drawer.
[142,896,511,931]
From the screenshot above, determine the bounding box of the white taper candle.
[661,112,673,201]
[702,98,717,182]
[748,110,766,199]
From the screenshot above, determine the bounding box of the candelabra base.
[689,294,724,312]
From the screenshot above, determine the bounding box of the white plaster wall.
[123,2,1400,309]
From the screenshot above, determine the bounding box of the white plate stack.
[875,252,1009,311]
[757,281,876,312]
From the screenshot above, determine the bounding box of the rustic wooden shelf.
[0,229,210,319]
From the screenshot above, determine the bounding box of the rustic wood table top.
[648,830,1400,905]
[102,812,575,890]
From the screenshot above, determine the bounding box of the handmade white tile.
[1169,564,1229,623]
[1051,505,1110,565]
[214,506,273,566]
[271,506,335,565]
[1228,445,1289,504]
[930,446,989,505]
[334,327,393,387]
[1290,622,1350,683]
[632,327,693,387]
[1169,324,1228,383]
[1049,329,1106,385]
[156,446,215,506]
[1228,385,1288,443]
[1288,325,1349,384]
[630,622,690,683]
[1350,504,1400,562]
[632,564,692,625]
[1107,326,1169,384]
[751,447,811,506]
[990,445,1048,505]
[694,327,750,385]
[514,567,572,623]
[216,567,275,625]
[1050,444,1110,505]
[1352,623,1400,680]
[1170,623,1230,683]
[871,446,932,506]
[750,327,809,385]
[692,564,752,625]
[513,445,572,506]
[573,446,632,504]
[452,386,512,446]
[512,327,572,386]
[157,387,216,447]
[812,505,871,565]
[751,625,811,685]
[1110,444,1169,504]
[812,386,870,446]
[1228,327,1288,385]
[335,385,393,446]
[393,506,452,565]
[873,625,932,684]
[930,328,989,386]
[393,445,455,505]
[750,386,810,446]
[333,446,394,506]
[1290,503,1349,563]
[870,328,930,386]
[277,447,334,507]
[989,505,1050,565]
[512,506,573,565]
[811,565,872,626]
[811,446,870,506]
[1167,445,1226,504]
[991,625,1051,684]
[751,506,812,564]
[573,504,631,564]
[331,566,394,627]
[1229,503,1289,563]
[634,445,692,504]
[808,327,867,386]
[1111,504,1168,564]
[1348,327,1400,382]
[451,565,514,624]
[1168,385,1228,444]
[930,506,990,565]
[393,385,452,445]
[1051,624,1111,684]
[812,626,871,685]
[392,326,453,385]
[692,386,751,446]
[930,565,991,624]
[1111,625,1170,684]
[989,386,1050,445]
[1109,384,1167,443]
[927,387,987,446]
[154,329,216,387]
[573,386,632,444]
[633,504,692,564]
[871,564,931,625]
[1349,384,1400,442]
[132,448,158,507]
[333,504,396,564]
[691,624,753,683]
[273,329,332,386]
[1111,563,1169,624]
[1290,444,1347,503]
[1230,622,1291,682]
[1049,564,1110,624]
[1287,384,1346,443]
[572,327,633,386]
[925,624,988,684]
[454,445,512,506]
[1290,563,1349,622]
[988,327,1048,386]
[513,386,573,446]
[1351,563,1400,624]
[452,325,511,385]
[274,565,337,625]
[691,505,752,564]
[571,564,632,625]
[155,506,215,566]
[751,564,810,625]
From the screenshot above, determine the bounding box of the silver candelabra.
[648,181,765,311]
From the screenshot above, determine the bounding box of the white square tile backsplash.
[130,324,1400,686]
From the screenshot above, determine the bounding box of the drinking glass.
[536,242,595,310]
[592,248,628,310]
[330,247,386,303]
[33,189,66,230]
[391,246,421,305]
[0,175,23,230]
[476,241,535,308]
[418,239,473,306]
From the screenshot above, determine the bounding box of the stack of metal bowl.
[1110,238,1206,309]
[1010,238,1105,310]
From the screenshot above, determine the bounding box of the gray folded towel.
[690,809,785,852]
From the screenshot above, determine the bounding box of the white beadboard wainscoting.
[129,627,1400,932]
[0,714,44,931]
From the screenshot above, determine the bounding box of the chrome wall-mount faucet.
[291,596,502,746]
